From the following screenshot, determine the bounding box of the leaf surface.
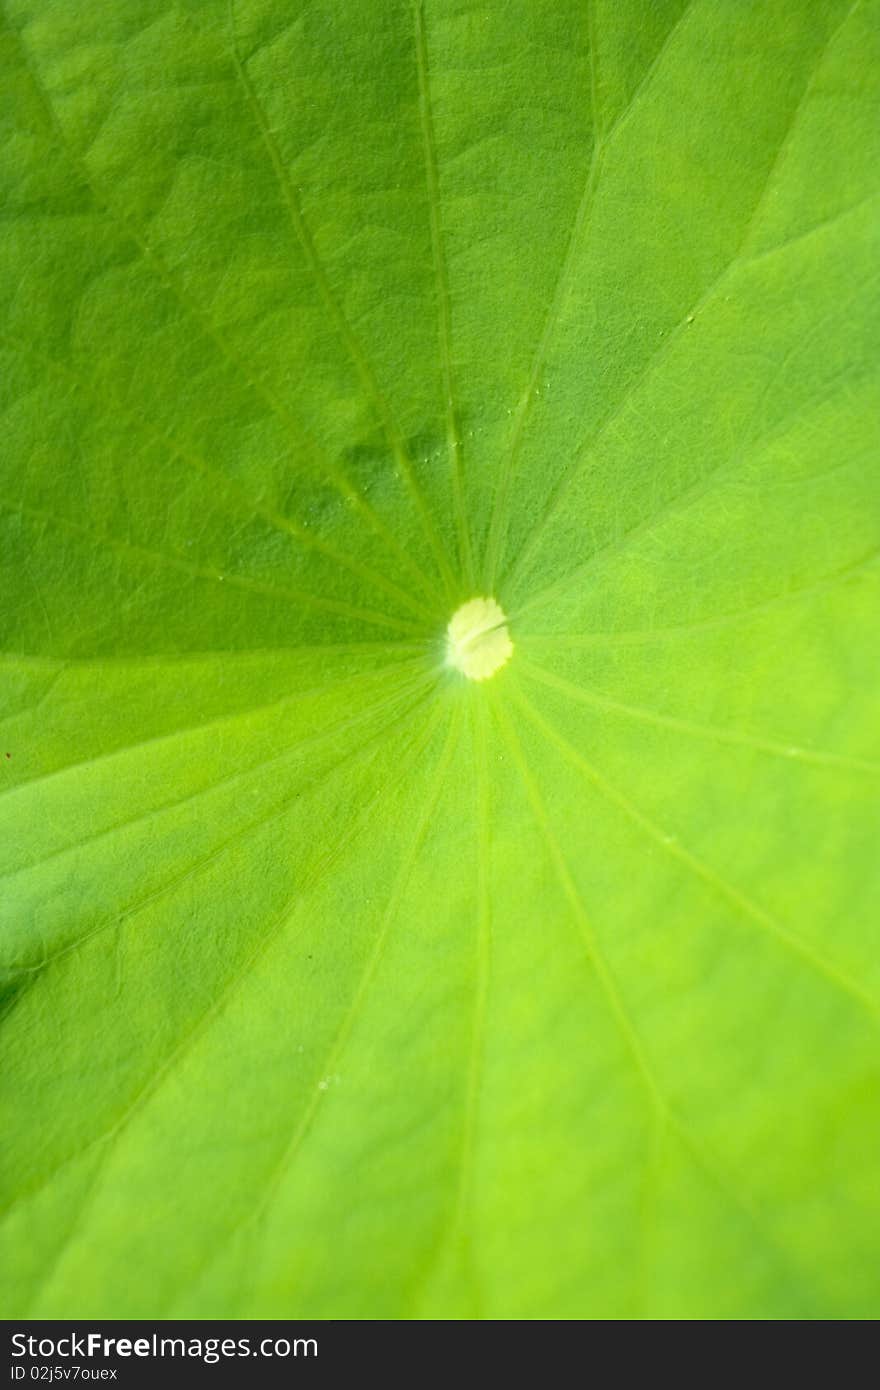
[1,0,879,1318]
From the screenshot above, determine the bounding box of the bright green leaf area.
[1,0,879,1320]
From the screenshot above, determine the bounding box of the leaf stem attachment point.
[445,597,513,682]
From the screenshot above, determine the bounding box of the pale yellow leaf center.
[445,596,513,682]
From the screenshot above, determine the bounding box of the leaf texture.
[1,0,879,1319]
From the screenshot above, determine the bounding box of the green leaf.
[2,0,878,1319]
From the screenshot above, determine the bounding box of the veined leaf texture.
[1,0,878,1319]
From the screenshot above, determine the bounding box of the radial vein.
[491,692,665,1115]
[0,663,432,879]
[503,1,865,592]
[483,0,605,588]
[177,702,462,1303]
[228,0,457,598]
[518,657,880,775]
[514,264,879,619]
[0,497,423,637]
[13,701,442,1303]
[1,5,443,610]
[519,542,880,648]
[510,683,879,1024]
[412,0,474,586]
[494,688,846,1313]
[3,330,440,625]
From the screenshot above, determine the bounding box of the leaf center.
[445,596,513,681]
